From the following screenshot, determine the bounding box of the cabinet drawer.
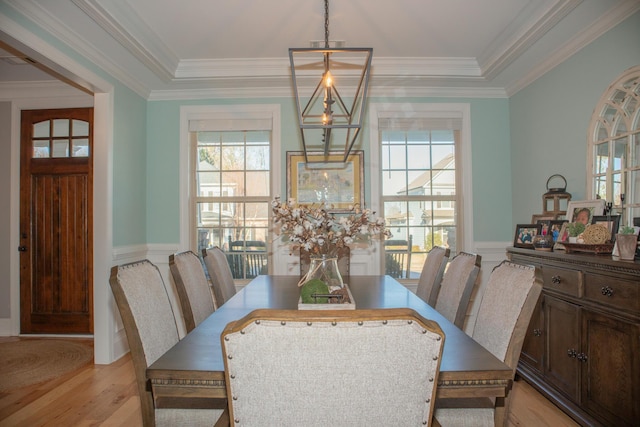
[541,266,581,297]
[584,273,640,313]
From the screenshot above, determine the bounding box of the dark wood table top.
[148,275,512,387]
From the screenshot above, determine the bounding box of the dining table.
[147,275,514,414]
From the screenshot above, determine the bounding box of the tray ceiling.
[0,0,638,98]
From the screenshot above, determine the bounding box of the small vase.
[304,255,344,291]
[615,234,637,261]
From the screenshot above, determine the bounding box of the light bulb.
[324,71,333,88]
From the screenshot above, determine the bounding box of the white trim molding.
[178,104,282,270]
[368,102,474,271]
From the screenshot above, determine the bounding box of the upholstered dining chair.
[202,246,237,308]
[221,308,445,427]
[169,251,216,333]
[109,260,227,427]
[434,251,481,329]
[415,246,451,306]
[434,261,542,427]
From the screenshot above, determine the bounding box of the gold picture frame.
[286,151,364,212]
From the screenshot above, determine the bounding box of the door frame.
[3,78,115,364]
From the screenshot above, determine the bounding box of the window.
[370,104,471,279]
[588,66,640,225]
[181,105,281,280]
[32,118,90,158]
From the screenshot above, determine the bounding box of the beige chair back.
[435,261,542,427]
[109,259,225,426]
[416,246,450,306]
[222,308,445,427]
[434,251,481,329]
[169,251,216,333]
[471,261,542,370]
[202,246,237,308]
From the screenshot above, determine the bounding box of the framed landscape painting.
[286,151,364,212]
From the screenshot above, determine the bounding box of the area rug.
[0,339,93,391]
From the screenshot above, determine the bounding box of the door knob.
[18,246,27,252]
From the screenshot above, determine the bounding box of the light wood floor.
[0,338,578,427]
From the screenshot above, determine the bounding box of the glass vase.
[305,255,344,291]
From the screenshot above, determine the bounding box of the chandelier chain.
[324,0,329,48]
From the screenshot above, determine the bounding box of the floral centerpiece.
[272,197,391,295]
[271,196,391,257]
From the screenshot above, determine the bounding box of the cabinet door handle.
[551,275,562,284]
[567,349,577,358]
[600,286,614,297]
[577,353,588,362]
[533,329,542,337]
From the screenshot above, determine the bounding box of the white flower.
[271,198,391,256]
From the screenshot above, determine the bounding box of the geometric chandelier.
[289,0,373,163]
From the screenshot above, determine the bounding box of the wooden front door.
[20,108,94,334]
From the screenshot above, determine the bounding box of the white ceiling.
[1,0,638,98]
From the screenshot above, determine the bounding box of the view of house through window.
[380,122,460,279]
[192,129,270,279]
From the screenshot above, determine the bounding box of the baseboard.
[111,328,130,362]
[0,318,15,336]
[473,241,511,262]
[111,244,148,263]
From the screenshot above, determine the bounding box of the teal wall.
[7,2,637,249]
[145,96,512,243]
[145,99,301,244]
[510,11,640,228]
[112,84,148,246]
[0,2,150,247]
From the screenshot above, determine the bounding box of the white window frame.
[179,105,281,264]
[369,103,473,275]
[587,66,640,225]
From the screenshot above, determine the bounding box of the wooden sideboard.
[507,247,639,427]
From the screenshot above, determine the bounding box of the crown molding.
[479,0,582,79]
[5,0,150,98]
[0,7,114,94]
[5,0,634,100]
[505,0,640,96]
[71,0,178,81]
[148,82,506,101]
[372,57,482,78]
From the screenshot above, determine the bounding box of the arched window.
[588,66,640,226]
